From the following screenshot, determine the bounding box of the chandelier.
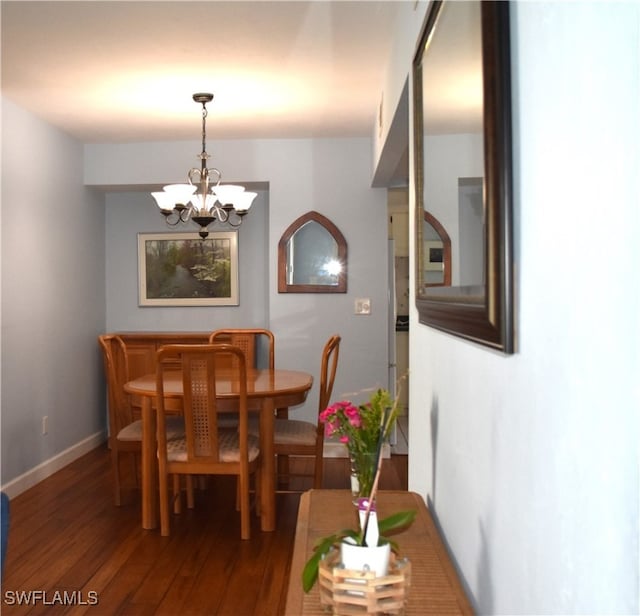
[151,93,256,239]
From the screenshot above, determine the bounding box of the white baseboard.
[1,431,106,499]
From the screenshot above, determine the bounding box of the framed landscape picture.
[138,232,239,306]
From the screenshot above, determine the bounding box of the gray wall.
[88,137,390,422]
[105,189,270,330]
[1,97,106,486]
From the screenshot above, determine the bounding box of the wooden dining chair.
[269,334,341,491]
[208,328,275,370]
[98,334,185,506]
[156,344,261,540]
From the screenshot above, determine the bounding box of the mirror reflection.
[286,220,341,286]
[421,0,484,297]
[278,211,347,293]
[456,177,484,287]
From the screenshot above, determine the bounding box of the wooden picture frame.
[138,232,239,306]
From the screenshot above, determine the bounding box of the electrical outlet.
[354,298,371,315]
[42,416,48,435]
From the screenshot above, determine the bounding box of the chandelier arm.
[226,210,247,228]
[162,211,182,226]
[214,205,229,223]
[188,167,203,184]
[208,167,222,186]
[179,205,194,223]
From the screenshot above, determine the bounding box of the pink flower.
[344,405,361,428]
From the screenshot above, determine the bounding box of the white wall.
[86,137,390,422]
[1,97,106,488]
[395,2,639,614]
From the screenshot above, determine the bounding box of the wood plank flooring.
[2,445,407,615]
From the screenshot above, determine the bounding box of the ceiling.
[1,1,407,144]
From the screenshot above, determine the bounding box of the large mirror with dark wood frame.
[278,211,347,293]
[413,0,514,353]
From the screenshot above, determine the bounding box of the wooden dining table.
[124,367,313,532]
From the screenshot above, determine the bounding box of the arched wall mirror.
[278,211,347,293]
[413,0,514,353]
[423,211,452,287]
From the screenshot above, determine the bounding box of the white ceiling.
[1,0,407,144]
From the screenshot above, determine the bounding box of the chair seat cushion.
[118,416,185,442]
[165,430,260,463]
[271,418,318,446]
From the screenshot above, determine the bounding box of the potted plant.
[302,383,415,593]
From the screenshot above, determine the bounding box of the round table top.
[124,368,314,400]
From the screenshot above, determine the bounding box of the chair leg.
[159,470,170,537]
[131,453,142,488]
[313,455,324,489]
[111,445,122,507]
[238,472,250,540]
[277,454,290,486]
[130,453,139,488]
[254,470,261,517]
[186,475,195,509]
[173,475,182,515]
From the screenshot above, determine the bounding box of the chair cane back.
[208,328,276,431]
[208,328,275,371]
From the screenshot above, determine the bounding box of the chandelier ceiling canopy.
[151,93,256,239]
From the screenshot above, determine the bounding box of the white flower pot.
[340,537,391,578]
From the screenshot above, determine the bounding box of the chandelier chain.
[200,103,209,161]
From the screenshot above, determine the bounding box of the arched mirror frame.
[423,211,452,288]
[413,0,514,353]
[277,210,348,293]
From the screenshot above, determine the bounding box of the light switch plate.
[354,298,371,315]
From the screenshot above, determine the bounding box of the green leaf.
[377,509,417,535]
[303,529,358,593]
[302,547,325,593]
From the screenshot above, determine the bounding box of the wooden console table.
[285,490,474,615]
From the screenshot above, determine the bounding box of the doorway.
[388,188,409,455]
[372,79,410,456]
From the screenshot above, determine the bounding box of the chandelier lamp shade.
[151,93,256,239]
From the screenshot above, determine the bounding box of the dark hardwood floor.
[2,446,407,615]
